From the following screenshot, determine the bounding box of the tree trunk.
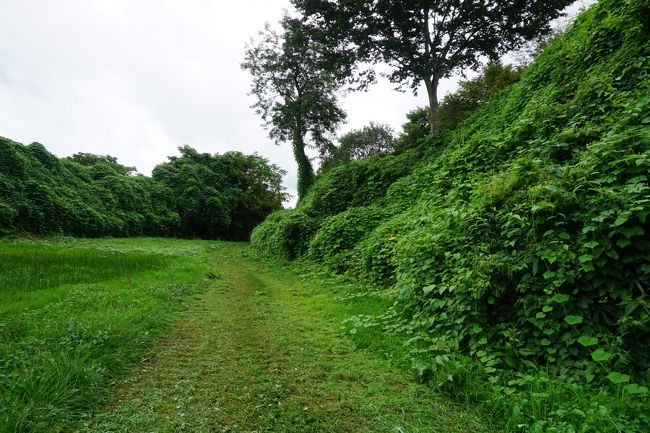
[292,130,315,202]
[424,76,440,135]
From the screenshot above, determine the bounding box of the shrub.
[250,210,319,260]
[299,149,419,220]
[308,206,388,272]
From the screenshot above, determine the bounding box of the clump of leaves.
[250,210,319,260]
[308,206,388,273]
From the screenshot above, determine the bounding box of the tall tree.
[242,15,346,200]
[293,0,574,134]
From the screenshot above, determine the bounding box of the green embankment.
[251,0,650,431]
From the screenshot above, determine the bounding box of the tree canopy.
[242,15,346,200]
[66,152,138,176]
[293,0,574,134]
[320,122,396,172]
[0,138,286,240]
[439,62,521,131]
[153,146,287,240]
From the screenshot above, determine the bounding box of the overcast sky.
[0,0,592,206]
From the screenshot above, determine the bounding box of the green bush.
[355,211,415,287]
[299,149,420,220]
[250,210,319,260]
[0,139,285,240]
[308,206,388,272]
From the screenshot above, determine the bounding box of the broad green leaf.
[624,383,648,395]
[617,238,631,248]
[577,336,598,347]
[552,294,570,303]
[564,315,583,325]
[579,254,593,263]
[591,349,612,362]
[532,258,540,275]
[606,372,631,384]
[614,214,629,226]
[543,271,557,280]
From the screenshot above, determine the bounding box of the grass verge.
[273,259,650,433]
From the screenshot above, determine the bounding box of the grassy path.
[79,243,486,433]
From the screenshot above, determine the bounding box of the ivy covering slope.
[252,0,650,430]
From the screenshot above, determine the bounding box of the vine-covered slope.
[252,1,650,430]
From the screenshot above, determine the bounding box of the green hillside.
[252,0,650,430]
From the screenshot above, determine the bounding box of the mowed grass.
[81,243,488,433]
[0,238,218,433]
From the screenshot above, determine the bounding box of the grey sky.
[0,0,592,206]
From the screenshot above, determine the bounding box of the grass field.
[0,238,487,433]
[0,238,218,433]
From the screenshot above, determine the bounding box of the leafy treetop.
[293,0,574,134]
[66,152,138,176]
[242,15,347,200]
[320,122,395,172]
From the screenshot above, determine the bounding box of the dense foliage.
[152,146,286,240]
[66,152,137,176]
[252,0,650,430]
[250,210,318,260]
[0,139,285,240]
[307,206,388,272]
[438,62,522,131]
[320,122,396,173]
[396,62,522,142]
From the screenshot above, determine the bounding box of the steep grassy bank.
[251,0,650,431]
[0,239,216,432]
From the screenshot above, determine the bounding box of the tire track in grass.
[79,244,487,433]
